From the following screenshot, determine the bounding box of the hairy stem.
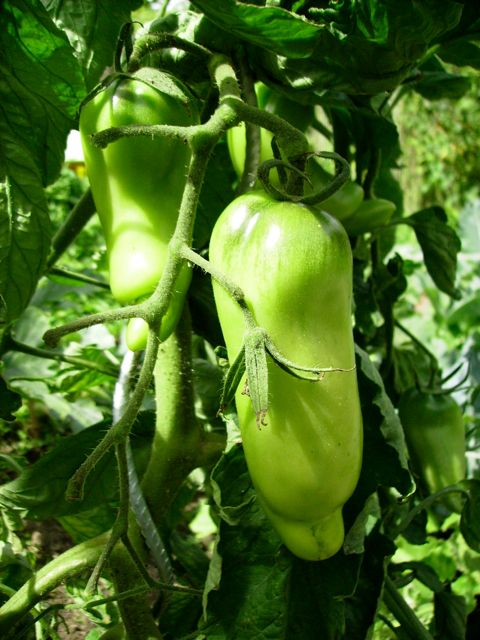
[4,336,117,377]
[141,309,201,528]
[109,544,163,640]
[0,533,108,638]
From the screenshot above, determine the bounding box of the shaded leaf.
[191,0,321,59]
[433,591,467,640]
[0,412,155,522]
[345,347,412,527]
[405,207,461,299]
[43,0,142,90]
[0,179,51,325]
[1,0,85,185]
[460,479,480,552]
[0,374,22,422]
[437,40,480,70]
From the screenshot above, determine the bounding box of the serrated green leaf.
[244,328,269,427]
[1,0,85,185]
[433,591,467,640]
[43,0,142,90]
[191,0,321,59]
[406,207,461,299]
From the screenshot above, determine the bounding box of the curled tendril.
[258,151,351,206]
[258,159,310,202]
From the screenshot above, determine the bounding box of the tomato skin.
[209,192,363,560]
[79,69,199,350]
[398,389,466,512]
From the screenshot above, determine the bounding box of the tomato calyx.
[220,324,356,428]
[258,150,351,207]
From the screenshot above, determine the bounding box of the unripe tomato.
[79,69,199,350]
[398,389,466,512]
[209,192,363,560]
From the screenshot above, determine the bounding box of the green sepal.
[219,344,246,415]
[244,328,270,428]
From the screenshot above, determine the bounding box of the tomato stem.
[128,32,212,73]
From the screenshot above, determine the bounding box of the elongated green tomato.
[398,389,466,512]
[79,69,199,351]
[341,198,396,236]
[209,192,363,560]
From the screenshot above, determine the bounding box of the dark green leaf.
[460,479,480,552]
[43,0,142,90]
[204,445,394,639]
[0,412,155,522]
[348,347,413,515]
[433,591,467,640]
[1,0,85,185]
[344,527,395,639]
[194,141,236,250]
[0,0,86,324]
[437,40,480,70]
[406,207,461,299]
[412,58,472,101]
[249,1,463,95]
[203,444,290,637]
[0,180,51,325]
[191,0,322,59]
[0,374,22,421]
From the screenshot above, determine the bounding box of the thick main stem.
[109,544,163,640]
[141,308,201,528]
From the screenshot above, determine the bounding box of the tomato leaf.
[219,345,246,415]
[205,445,394,640]
[0,413,154,524]
[351,346,413,505]
[191,0,321,59]
[405,207,461,299]
[0,374,22,422]
[460,479,480,552]
[0,179,51,325]
[42,0,143,90]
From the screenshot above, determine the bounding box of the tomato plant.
[1,2,478,639]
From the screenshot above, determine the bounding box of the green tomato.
[79,69,199,351]
[209,192,363,561]
[398,389,466,512]
[341,197,396,236]
[226,83,364,219]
